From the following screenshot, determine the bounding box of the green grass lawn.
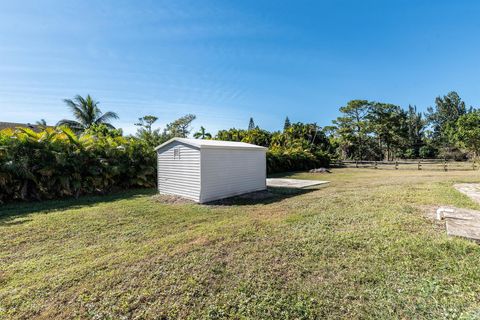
[2,168,480,319]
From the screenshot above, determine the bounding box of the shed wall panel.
[200,148,266,202]
[157,141,201,201]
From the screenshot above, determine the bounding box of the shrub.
[267,148,330,174]
[0,127,156,203]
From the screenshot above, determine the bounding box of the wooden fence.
[331,159,478,171]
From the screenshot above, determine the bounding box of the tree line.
[132,91,480,161]
[2,90,479,202]
[34,90,480,162]
[329,91,477,161]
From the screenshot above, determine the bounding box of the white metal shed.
[154,138,267,203]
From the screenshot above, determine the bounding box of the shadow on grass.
[0,188,157,226]
[205,186,325,206]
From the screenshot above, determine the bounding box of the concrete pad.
[266,178,329,188]
[446,217,480,242]
[436,206,480,242]
[454,183,480,204]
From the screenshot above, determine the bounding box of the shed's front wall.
[200,148,266,202]
[157,141,201,201]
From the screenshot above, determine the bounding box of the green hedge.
[267,148,330,174]
[0,127,156,203]
[0,127,331,203]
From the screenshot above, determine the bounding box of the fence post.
[444,160,447,172]
[473,161,476,171]
[374,161,377,169]
[418,160,421,170]
[355,160,358,168]
[395,161,398,170]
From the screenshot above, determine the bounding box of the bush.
[0,127,156,203]
[0,125,333,202]
[267,148,330,174]
[418,145,438,159]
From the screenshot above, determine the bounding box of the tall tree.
[426,91,468,155]
[193,126,212,139]
[368,103,407,160]
[248,117,255,131]
[135,115,158,134]
[57,95,118,133]
[333,100,371,160]
[455,111,480,158]
[134,115,167,148]
[283,117,291,131]
[165,114,196,138]
[404,105,426,158]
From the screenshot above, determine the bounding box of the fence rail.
[331,159,478,171]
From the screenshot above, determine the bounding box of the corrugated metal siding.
[157,141,201,201]
[200,148,266,202]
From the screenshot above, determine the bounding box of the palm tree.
[56,95,118,133]
[193,126,212,139]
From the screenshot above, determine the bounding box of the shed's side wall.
[157,141,201,201]
[200,148,266,202]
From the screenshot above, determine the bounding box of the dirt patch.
[417,205,448,236]
[418,205,442,220]
[151,194,196,205]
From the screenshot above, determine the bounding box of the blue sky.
[1,0,480,135]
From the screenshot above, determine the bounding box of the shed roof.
[155,138,267,151]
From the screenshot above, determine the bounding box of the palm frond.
[95,111,119,124]
[16,127,40,141]
[56,119,84,132]
[63,99,89,125]
[59,126,82,148]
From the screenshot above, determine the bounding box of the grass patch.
[2,169,480,319]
